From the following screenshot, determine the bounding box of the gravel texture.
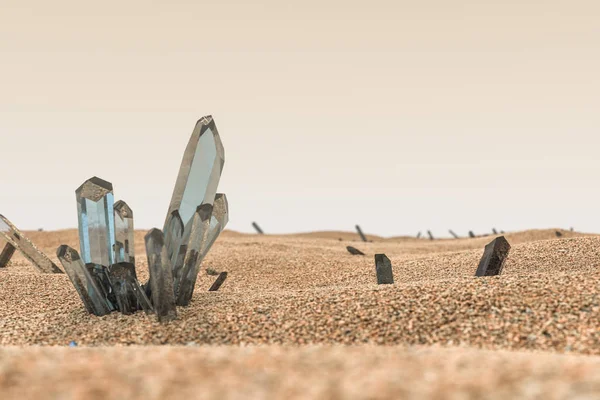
[0,229,599,398]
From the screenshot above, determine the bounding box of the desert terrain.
[0,228,599,398]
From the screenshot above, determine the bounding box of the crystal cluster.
[57,116,229,322]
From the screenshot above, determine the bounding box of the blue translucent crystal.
[76,177,116,267]
[164,116,224,258]
[113,200,135,265]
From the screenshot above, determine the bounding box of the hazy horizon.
[1,0,600,238]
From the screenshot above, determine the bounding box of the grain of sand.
[0,228,599,399]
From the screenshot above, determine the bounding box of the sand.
[0,228,599,398]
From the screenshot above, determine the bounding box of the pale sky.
[1,0,599,237]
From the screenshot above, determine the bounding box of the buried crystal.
[76,177,116,266]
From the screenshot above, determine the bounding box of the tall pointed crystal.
[0,215,62,273]
[57,245,112,316]
[113,201,135,265]
[176,204,213,306]
[145,229,177,323]
[163,116,225,260]
[76,177,116,266]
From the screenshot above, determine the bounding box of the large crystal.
[76,177,116,267]
[57,245,112,316]
[113,201,135,265]
[0,214,62,273]
[163,116,225,260]
[176,204,213,306]
[145,229,177,322]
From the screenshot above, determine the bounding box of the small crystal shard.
[346,246,365,256]
[0,215,62,273]
[113,201,135,265]
[0,242,16,268]
[57,245,112,316]
[176,204,213,306]
[475,236,511,277]
[469,231,476,238]
[106,262,153,315]
[76,177,116,267]
[209,271,228,291]
[375,254,394,285]
[355,225,367,242]
[252,222,264,234]
[427,230,434,240]
[145,229,177,322]
[449,230,459,239]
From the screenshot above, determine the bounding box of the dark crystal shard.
[427,230,434,240]
[449,230,459,239]
[209,272,228,291]
[106,262,153,315]
[475,236,511,277]
[492,228,498,234]
[416,232,422,239]
[252,222,264,234]
[375,254,394,285]
[57,245,112,316]
[468,231,476,238]
[145,229,177,322]
[355,225,367,242]
[346,246,365,256]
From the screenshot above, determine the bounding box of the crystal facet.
[475,236,511,277]
[145,229,177,322]
[57,245,112,316]
[202,193,229,259]
[106,262,153,315]
[76,177,116,267]
[0,214,62,273]
[176,204,213,306]
[113,200,135,265]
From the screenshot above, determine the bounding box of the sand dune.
[0,229,599,398]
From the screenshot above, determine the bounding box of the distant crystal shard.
[176,204,213,306]
[375,254,394,285]
[468,231,476,238]
[346,246,365,256]
[145,229,177,322]
[164,116,224,243]
[113,201,135,265]
[252,222,264,234]
[57,245,112,316]
[0,215,62,273]
[76,177,116,266]
[427,230,434,240]
[475,236,511,277]
[0,242,16,268]
[449,230,459,239]
[355,225,367,242]
[106,262,153,315]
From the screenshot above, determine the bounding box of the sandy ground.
[0,228,599,398]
